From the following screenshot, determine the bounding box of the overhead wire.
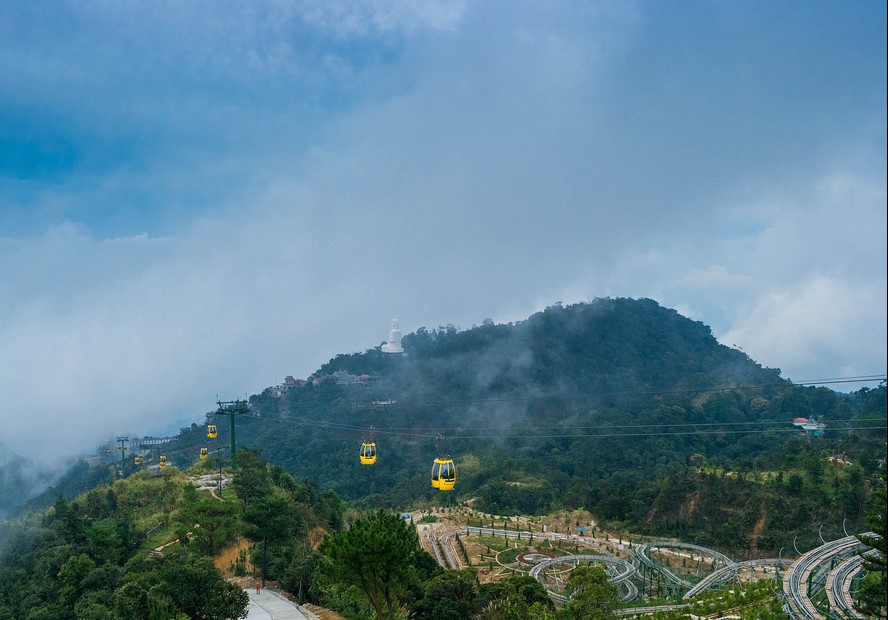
[247,372,885,423]
[255,411,885,432]
[237,373,886,441]
[159,374,886,456]
[356,374,886,408]
[250,408,886,441]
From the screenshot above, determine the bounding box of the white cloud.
[679,265,752,290]
[719,276,886,383]
[0,1,884,469]
[0,211,321,463]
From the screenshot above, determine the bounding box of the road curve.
[245,589,316,619]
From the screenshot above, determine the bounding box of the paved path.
[244,589,316,619]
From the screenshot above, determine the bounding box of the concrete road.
[244,589,317,620]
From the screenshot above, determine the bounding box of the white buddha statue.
[381,318,403,353]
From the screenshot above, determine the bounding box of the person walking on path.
[255,580,261,595]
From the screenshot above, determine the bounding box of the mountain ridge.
[13,298,886,554]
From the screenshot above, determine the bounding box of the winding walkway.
[244,589,319,619]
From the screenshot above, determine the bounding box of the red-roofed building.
[792,417,825,437]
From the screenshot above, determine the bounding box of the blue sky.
[1,0,885,464]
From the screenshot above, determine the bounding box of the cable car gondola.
[431,457,456,491]
[134,455,142,465]
[359,426,377,465]
[431,434,456,490]
[159,455,167,467]
[199,447,208,460]
[207,424,217,439]
[359,442,377,465]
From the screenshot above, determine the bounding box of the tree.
[58,553,96,608]
[857,474,886,619]
[562,564,619,620]
[319,510,425,620]
[85,517,135,565]
[475,598,524,620]
[232,449,272,506]
[180,497,239,557]
[241,493,300,586]
[280,542,320,604]
[414,569,481,620]
[503,574,552,609]
[155,554,249,620]
[112,581,151,620]
[474,574,553,620]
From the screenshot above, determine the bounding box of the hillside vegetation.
[151,299,885,554]
[3,298,885,619]
[0,453,346,620]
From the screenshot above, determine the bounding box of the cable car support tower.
[116,436,128,475]
[215,399,251,465]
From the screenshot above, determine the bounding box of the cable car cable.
[252,411,884,433]
[351,375,885,409]
[248,412,884,441]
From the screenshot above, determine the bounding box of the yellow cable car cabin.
[159,455,167,467]
[207,424,217,439]
[134,455,142,465]
[199,447,208,460]
[431,458,456,491]
[359,442,377,465]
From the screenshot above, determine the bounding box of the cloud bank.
[0,1,884,466]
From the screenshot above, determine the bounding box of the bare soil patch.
[303,603,346,620]
[215,537,253,576]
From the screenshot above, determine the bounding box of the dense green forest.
[2,298,885,618]
[1,467,248,619]
[27,299,887,554]
[0,451,595,620]
[0,451,348,619]
[4,453,883,619]
[149,299,883,554]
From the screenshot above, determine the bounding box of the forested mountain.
[24,298,888,555]
[150,298,884,555]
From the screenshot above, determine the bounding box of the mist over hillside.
[322,298,782,394]
[0,447,57,517]
[8,298,885,553]
[139,298,883,552]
